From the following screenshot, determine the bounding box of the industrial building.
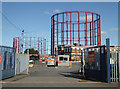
[57,43,92,61]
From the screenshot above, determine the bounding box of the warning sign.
[0,56,1,64]
[88,51,95,62]
[88,51,95,67]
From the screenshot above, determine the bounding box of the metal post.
[63,13,64,45]
[114,48,115,82]
[70,12,72,45]
[41,38,42,54]
[99,16,101,45]
[61,25,62,45]
[78,11,80,45]
[15,38,17,53]
[118,47,120,82]
[97,15,99,46]
[47,40,48,54]
[106,38,111,83]
[53,17,55,55]
[34,37,35,50]
[51,17,53,55]
[82,49,85,76]
[85,12,88,45]
[13,38,15,48]
[66,13,68,44]
[111,49,114,82]
[22,30,24,54]
[38,37,39,53]
[18,37,20,53]
[90,22,91,45]
[57,14,58,49]
[115,47,118,82]
[73,23,74,44]
[30,37,31,48]
[45,38,46,54]
[92,13,94,45]
[94,22,96,45]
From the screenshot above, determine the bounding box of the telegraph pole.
[22,30,24,54]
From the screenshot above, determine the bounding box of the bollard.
[69,61,72,67]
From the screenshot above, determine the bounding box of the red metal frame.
[41,38,42,54]
[78,11,80,44]
[70,12,72,45]
[38,37,40,52]
[13,38,15,48]
[51,11,101,55]
[13,37,47,54]
[18,37,20,53]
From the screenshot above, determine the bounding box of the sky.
[2,2,118,53]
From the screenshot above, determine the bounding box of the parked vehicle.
[47,58,55,67]
[29,60,34,67]
[42,58,45,64]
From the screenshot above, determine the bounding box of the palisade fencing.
[110,46,120,82]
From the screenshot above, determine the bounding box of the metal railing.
[110,46,120,82]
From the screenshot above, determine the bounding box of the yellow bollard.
[69,61,72,67]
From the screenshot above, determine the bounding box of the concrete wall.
[15,54,29,75]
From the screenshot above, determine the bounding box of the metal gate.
[84,45,108,82]
[81,44,120,82]
[110,46,120,82]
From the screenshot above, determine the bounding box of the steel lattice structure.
[13,37,48,54]
[51,11,101,55]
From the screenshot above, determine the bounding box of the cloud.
[101,31,107,35]
[110,28,119,31]
[43,11,50,15]
[53,9,60,13]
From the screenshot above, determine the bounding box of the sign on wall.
[88,51,95,67]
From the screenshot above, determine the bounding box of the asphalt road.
[1,63,118,87]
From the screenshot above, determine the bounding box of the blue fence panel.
[0,46,16,80]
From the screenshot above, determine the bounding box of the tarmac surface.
[1,63,119,87]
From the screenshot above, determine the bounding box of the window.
[64,48,65,52]
[73,48,75,52]
[77,48,79,52]
[58,47,61,51]
[66,48,68,52]
[64,57,68,61]
[69,48,71,52]
[60,57,63,61]
[73,54,75,58]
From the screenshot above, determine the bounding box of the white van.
[47,58,55,67]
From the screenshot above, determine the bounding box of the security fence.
[0,46,16,80]
[110,46,120,82]
[80,45,120,82]
[84,45,108,82]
